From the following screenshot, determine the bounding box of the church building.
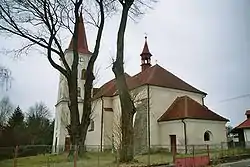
[52,14,229,153]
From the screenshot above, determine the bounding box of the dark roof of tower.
[67,14,91,54]
[140,37,152,57]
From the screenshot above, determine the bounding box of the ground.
[0,152,173,167]
[216,159,250,167]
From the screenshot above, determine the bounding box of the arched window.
[77,87,81,97]
[81,69,86,80]
[204,131,212,141]
[88,119,94,132]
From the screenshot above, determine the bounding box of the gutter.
[147,84,151,158]
[100,96,104,152]
[181,119,187,154]
[183,96,188,154]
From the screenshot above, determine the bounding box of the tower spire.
[67,12,90,54]
[140,36,152,71]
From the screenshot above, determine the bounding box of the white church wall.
[244,129,250,148]
[53,48,93,152]
[149,86,204,146]
[109,86,148,149]
[53,102,69,152]
[185,119,227,145]
[103,110,114,149]
[85,98,102,149]
[158,120,184,150]
[111,96,122,150]
[102,97,114,149]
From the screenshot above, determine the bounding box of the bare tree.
[112,0,156,162]
[0,96,13,127]
[26,102,52,144]
[106,86,152,164]
[27,102,50,119]
[0,0,110,149]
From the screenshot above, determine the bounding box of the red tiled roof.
[235,119,250,129]
[93,64,206,99]
[158,96,229,122]
[68,14,91,54]
[93,73,133,99]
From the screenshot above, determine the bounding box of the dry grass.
[0,151,173,167]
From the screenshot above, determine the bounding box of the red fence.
[175,155,210,167]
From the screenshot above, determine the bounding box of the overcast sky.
[0,0,250,127]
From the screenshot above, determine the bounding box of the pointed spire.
[140,36,152,71]
[67,12,90,54]
[141,36,151,54]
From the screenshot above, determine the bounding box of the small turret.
[140,36,152,71]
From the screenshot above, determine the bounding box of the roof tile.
[93,64,206,99]
[158,96,228,122]
[68,14,91,54]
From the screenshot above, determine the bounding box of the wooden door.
[170,135,177,154]
[64,137,70,152]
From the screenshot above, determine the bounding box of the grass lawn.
[0,152,173,167]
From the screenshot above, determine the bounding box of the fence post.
[207,145,210,159]
[220,142,223,158]
[97,145,100,167]
[147,145,150,166]
[172,145,176,164]
[13,145,18,167]
[116,148,119,167]
[74,145,78,167]
[192,145,195,167]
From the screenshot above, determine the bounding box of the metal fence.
[0,143,250,167]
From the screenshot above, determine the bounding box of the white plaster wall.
[185,119,227,145]
[102,97,114,149]
[52,50,92,152]
[150,86,204,145]
[103,111,114,148]
[159,120,184,146]
[85,99,102,148]
[103,97,113,108]
[111,96,122,149]
[53,102,69,152]
[244,129,250,148]
[244,129,250,142]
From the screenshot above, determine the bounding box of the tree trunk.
[79,0,105,151]
[67,75,80,156]
[112,4,135,162]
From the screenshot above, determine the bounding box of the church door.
[170,135,177,154]
[64,137,70,152]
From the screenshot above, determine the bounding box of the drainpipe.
[100,96,104,152]
[182,119,187,154]
[147,84,151,165]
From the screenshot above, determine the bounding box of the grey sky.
[0,0,249,127]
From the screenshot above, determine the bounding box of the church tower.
[140,36,152,71]
[52,13,91,153]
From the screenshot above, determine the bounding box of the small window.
[77,87,81,97]
[81,69,86,80]
[204,131,212,141]
[88,119,94,132]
